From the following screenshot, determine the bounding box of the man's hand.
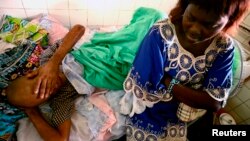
[26,24,85,99]
[26,61,63,99]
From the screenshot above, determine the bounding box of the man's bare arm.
[25,108,71,141]
[26,24,85,99]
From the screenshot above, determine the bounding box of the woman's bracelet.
[162,78,180,101]
[168,78,180,93]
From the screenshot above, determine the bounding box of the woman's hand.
[26,61,63,99]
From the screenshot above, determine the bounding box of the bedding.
[16,112,92,141]
[71,7,166,90]
[30,14,69,45]
[0,40,15,54]
[0,15,48,45]
[0,15,48,141]
[0,15,48,88]
[0,13,128,141]
[16,90,127,141]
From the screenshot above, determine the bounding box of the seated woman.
[120,0,249,140]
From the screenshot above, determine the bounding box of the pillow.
[0,15,48,46]
[31,14,69,45]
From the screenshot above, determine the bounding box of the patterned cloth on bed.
[44,80,79,127]
[0,95,25,141]
[0,15,49,141]
[0,15,48,47]
[0,15,48,88]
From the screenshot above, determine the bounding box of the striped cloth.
[39,39,78,127]
[48,80,79,127]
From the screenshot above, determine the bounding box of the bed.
[0,13,128,141]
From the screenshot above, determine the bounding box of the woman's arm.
[164,76,221,112]
[25,108,71,141]
[27,24,85,99]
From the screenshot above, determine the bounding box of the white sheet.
[16,112,93,141]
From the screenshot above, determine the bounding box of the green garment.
[0,15,48,46]
[71,7,165,90]
[229,42,243,97]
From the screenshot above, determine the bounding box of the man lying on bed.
[3,24,85,141]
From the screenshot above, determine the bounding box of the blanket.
[71,7,166,90]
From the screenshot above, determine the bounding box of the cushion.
[31,14,69,45]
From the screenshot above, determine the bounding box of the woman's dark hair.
[169,0,250,34]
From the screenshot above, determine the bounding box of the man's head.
[6,76,47,108]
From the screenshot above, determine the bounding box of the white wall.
[0,0,178,28]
